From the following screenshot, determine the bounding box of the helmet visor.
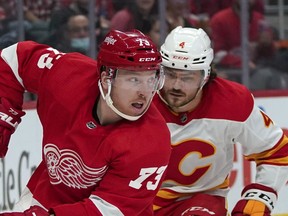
[105,68,163,119]
[163,67,205,89]
[108,67,164,92]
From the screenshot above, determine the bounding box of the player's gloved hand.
[0,97,25,158]
[231,183,277,216]
[0,206,49,216]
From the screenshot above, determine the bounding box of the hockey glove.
[231,183,277,216]
[0,98,25,158]
[0,206,49,216]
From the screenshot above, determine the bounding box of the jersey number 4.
[129,165,167,190]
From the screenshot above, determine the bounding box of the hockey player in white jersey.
[153,26,288,216]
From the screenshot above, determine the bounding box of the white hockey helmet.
[160,26,214,86]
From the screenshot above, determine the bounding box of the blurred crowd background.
[0,0,287,101]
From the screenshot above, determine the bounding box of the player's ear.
[100,71,111,89]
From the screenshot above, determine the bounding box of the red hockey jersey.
[0,41,171,216]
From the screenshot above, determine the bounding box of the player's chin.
[166,98,183,108]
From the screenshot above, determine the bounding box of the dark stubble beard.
[165,88,200,110]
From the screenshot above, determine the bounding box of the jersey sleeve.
[0,41,65,108]
[237,101,288,192]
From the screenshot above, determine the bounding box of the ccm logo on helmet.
[173,55,189,60]
[139,57,156,62]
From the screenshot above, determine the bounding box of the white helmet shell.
[160,26,214,84]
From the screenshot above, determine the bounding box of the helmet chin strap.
[98,80,151,121]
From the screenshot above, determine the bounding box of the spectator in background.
[23,0,60,42]
[0,0,61,43]
[0,5,23,54]
[95,0,113,43]
[49,0,88,33]
[249,21,288,90]
[188,0,265,36]
[0,1,30,48]
[49,0,92,32]
[59,0,73,7]
[143,15,161,48]
[110,0,158,32]
[0,0,73,26]
[23,0,60,24]
[49,0,111,47]
[48,14,91,55]
[165,0,196,33]
[209,0,267,82]
[189,0,264,19]
[0,1,16,20]
[0,1,23,41]
[0,6,7,36]
[111,0,128,12]
[209,0,265,69]
[209,0,288,89]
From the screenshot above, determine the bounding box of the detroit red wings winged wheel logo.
[44,144,108,189]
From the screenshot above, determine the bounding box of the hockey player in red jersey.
[153,26,288,216]
[0,29,171,216]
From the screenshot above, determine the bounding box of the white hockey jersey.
[153,77,288,211]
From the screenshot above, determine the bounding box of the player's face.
[110,69,159,116]
[161,67,203,108]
